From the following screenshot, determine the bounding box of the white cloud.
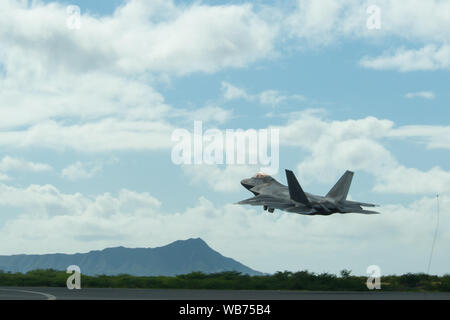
[61,161,102,181]
[113,2,276,75]
[373,166,450,195]
[0,119,175,152]
[182,165,257,193]
[277,111,394,150]
[287,0,450,44]
[0,1,278,153]
[0,156,52,172]
[360,45,450,72]
[0,1,276,76]
[287,0,350,45]
[405,91,435,100]
[0,70,171,129]
[373,0,450,43]
[221,82,252,101]
[286,1,450,72]
[389,125,450,150]
[259,90,287,106]
[0,182,448,275]
[274,110,450,195]
[175,105,234,125]
[221,82,305,106]
[2,0,448,155]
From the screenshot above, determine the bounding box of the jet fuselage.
[238,171,379,216]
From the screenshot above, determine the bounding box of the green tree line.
[0,269,449,291]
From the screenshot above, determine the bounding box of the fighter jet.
[237,170,379,215]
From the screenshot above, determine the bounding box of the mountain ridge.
[0,238,262,276]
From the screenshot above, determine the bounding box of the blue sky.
[0,0,449,276]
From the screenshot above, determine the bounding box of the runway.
[1,287,450,300]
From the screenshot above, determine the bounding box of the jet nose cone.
[240,179,253,190]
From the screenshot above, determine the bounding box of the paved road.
[0,288,56,300]
[1,287,450,300]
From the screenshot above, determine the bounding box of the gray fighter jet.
[237,170,379,215]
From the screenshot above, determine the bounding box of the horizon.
[0,237,446,277]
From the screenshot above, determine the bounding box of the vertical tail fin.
[285,170,310,206]
[326,170,354,201]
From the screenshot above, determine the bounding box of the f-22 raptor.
[238,170,379,215]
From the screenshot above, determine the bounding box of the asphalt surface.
[1,287,450,300]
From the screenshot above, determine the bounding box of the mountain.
[0,238,262,276]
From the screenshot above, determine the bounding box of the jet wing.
[345,208,380,214]
[236,195,293,210]
[345,200,378,207]
[285,206,316,215]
